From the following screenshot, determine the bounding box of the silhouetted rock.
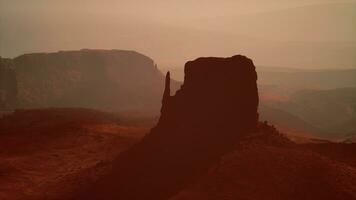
[0,57,17,110]
[157,55,259,132]
[79,55,259,200]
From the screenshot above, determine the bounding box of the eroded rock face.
[6,49,180,114]
[0,58,17,110]
[80,55,259,200]
[158,55,259,134]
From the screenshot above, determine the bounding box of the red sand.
[1,109,355,200]
[0,108,148,200]
[171,141,356,200]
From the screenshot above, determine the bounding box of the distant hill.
[257,67,356,140]
[1,49,180,114]
[0,57,17,110]
[169,66,356,90]
[259,105,324,139]
[265,87,356,139]
[257,67,356,90]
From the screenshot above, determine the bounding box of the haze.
[1,0,356,69]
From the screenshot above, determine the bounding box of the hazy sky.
[2,0,355,24]
[1,0,356,68]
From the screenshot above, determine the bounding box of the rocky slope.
[171,140,356,200]
[259,105,325,142]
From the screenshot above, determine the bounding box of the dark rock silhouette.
[0,57,17,110]
[78,55,259,200]
[158,55,259,132]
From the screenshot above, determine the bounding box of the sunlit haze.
[1,0,356,69]
[1,1,356,199]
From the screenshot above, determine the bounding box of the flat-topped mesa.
[158,55,259,135]
[4,49,181,113]
[0,58,17,110]
[81,55,260,200]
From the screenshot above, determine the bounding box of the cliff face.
[159,55,259,134]
[81,55,259,200]
[0,57,17,110]
[9,49,179,113]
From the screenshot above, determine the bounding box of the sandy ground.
[0,109,148,200]
[1,109,355,200]
[170,141,356,200]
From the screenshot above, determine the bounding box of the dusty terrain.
[1,109,355,200]
[170,131,356,200]
[0,108,149,200]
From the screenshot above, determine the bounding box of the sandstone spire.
[160,71,171,115]
[163,71,170,101]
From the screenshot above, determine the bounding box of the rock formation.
[78,55,259,200]
[2,49,180,114]
[0,57,17,110]
[157,55,259,133]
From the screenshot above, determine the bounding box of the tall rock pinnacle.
[161,71,171,115]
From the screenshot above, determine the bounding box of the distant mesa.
[0,49,180,114]
[0,57,17,111]
[79,55,259,200]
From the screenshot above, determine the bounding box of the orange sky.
[1,0,355,69]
